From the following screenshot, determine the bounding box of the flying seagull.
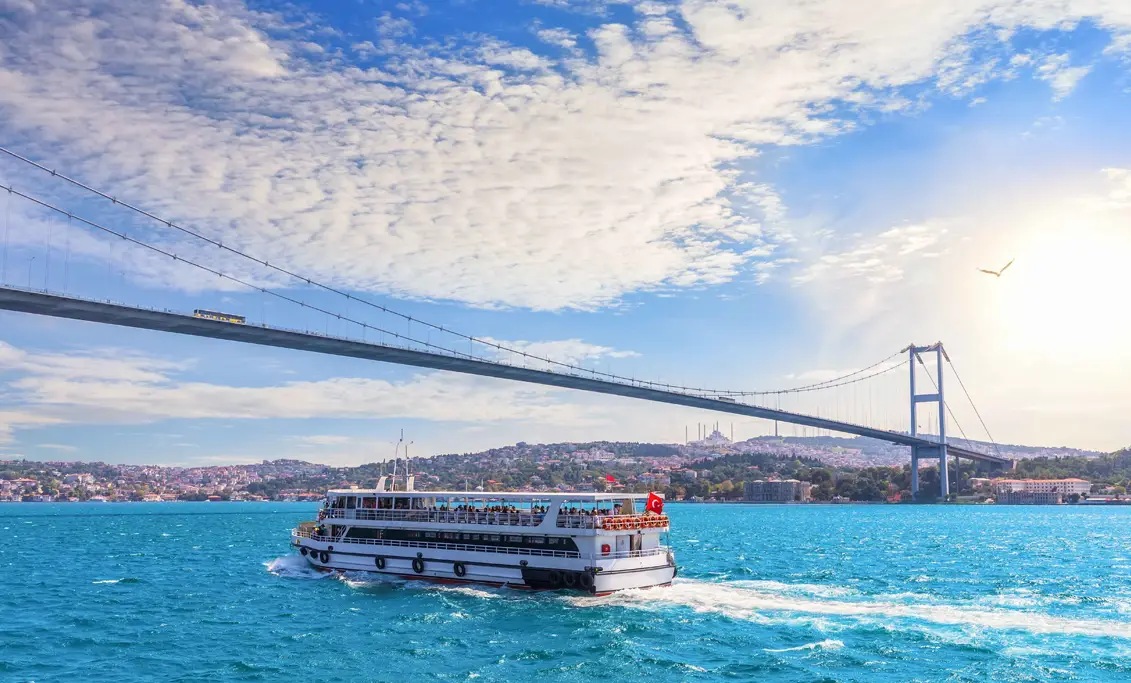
[978,258,1014,277]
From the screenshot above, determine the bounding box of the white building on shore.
[992,478,1091,504]
[743,479,811,503]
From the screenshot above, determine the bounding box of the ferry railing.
[598,547,671,560]
[323,508,547,526]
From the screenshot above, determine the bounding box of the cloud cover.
[2,0,1130,311]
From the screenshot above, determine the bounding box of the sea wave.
[764,639,844,653]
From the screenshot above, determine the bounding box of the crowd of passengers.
[434,504,625,516]
[349,503,629,516]
[331,500,632,517]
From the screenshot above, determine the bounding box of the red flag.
[646,492,664,515]
[605,474,616,483]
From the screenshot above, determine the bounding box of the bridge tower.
[909,343,948,501]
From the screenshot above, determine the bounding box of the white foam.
[265,555,330,579]
[340,573,401,589]
[92,579,120,584]
[730,580,857,599]
[435,585,503,600]
[765,639,844,653]
[611,579,1131,639]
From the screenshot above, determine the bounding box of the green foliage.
[1011,449,1131,486]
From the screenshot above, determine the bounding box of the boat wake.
[265,555,1130,641]
[265,555,331,580]
[596,579,1131,640]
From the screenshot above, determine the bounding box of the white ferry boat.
[291,481,676,595]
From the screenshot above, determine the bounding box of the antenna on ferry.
[390,430,404,491]
[405,439,415,492]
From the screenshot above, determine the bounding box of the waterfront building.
[991,478,1092,504]
[743,479,812,503]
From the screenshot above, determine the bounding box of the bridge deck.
[0,286,1010,467]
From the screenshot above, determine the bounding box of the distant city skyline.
[2,0,1130,465]
[1,434,1108,503]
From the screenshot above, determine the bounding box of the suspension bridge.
[0,147,1010,500]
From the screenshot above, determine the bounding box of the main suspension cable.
[946,356,1000,456]
[0,182,471,361]
[0,145,909,400]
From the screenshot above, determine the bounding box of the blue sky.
[1,0,1130,465]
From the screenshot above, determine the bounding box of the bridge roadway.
[0,286,1010,468]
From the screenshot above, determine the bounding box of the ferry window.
[547,538,559,546]
[506,536,522,543]
[412,498,426,510]
[631,535,642,552]
[362,497,376,509]
[346,497,356,509]
[394,497,409,510]
[424,532,437,539]
[526,536,545,545]
[470,534,481,541]
[488,535,501,542]
[378,497,392,509]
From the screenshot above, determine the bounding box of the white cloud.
[0,339,800,459]
[536,27,578,50]
[2,0,1129,311]
[477,337,638,370]
[1110,32,1131,55]
[0,340,650,443]
[36,443,77,452]
[0,410,64,445]
[1102,167,1131,204]
[292,435,354,446]
[793,223,947,286]
[376,14,414,38]
[1035,53,1091,99]
[0,340,188,383]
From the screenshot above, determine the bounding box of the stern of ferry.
[587,514,677,595]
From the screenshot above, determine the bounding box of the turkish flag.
[646,492,664,515]
[605,474,616,483]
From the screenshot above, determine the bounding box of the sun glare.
[993,221,1131,354]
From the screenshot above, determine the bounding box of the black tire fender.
[300,547,308,556]
[319,550,330,563]
[563,572,578,588]
[375,556,386,570]
[453,562,467,578]
[578,572,595,591]
[548,570,563,588]
[412,557,425,574]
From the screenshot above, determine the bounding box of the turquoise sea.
[4,502,1131,682]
